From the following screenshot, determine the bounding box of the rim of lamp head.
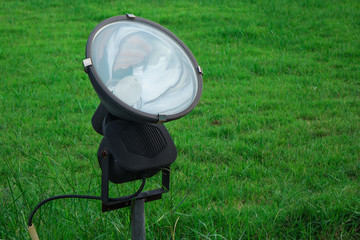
[84,14,203,123]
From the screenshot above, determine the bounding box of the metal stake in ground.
[131,198,145,240]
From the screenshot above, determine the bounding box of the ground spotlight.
[84,15,203,238]
[83,15,203,207]
[28,14,202,240]
[83,13,202,201]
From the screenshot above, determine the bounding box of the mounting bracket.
[100,154,170,212]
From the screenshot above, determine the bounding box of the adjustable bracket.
[100,151,170,212]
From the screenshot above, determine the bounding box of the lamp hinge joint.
[126,13,136,19]
[83,58,92,73]
[157,114,167,124]
[197,66,203,75]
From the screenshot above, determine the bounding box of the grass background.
[1,0,359,239]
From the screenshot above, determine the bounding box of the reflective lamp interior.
[90,21,198,115]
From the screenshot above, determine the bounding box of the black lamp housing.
[97,113,177,184]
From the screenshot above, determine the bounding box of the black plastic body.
[97,117,177,183]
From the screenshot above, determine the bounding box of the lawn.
[0,0,359,239]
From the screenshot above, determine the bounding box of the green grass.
[1,0,359,239]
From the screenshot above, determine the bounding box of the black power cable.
[27,178,146,228]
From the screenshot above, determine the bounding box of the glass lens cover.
[91,21,198,115]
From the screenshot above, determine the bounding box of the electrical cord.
[28,194,101,227]
[27,178,146,239]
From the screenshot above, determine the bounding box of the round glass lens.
[91,20,198,116]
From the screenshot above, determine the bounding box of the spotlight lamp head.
[84,14,203,123]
